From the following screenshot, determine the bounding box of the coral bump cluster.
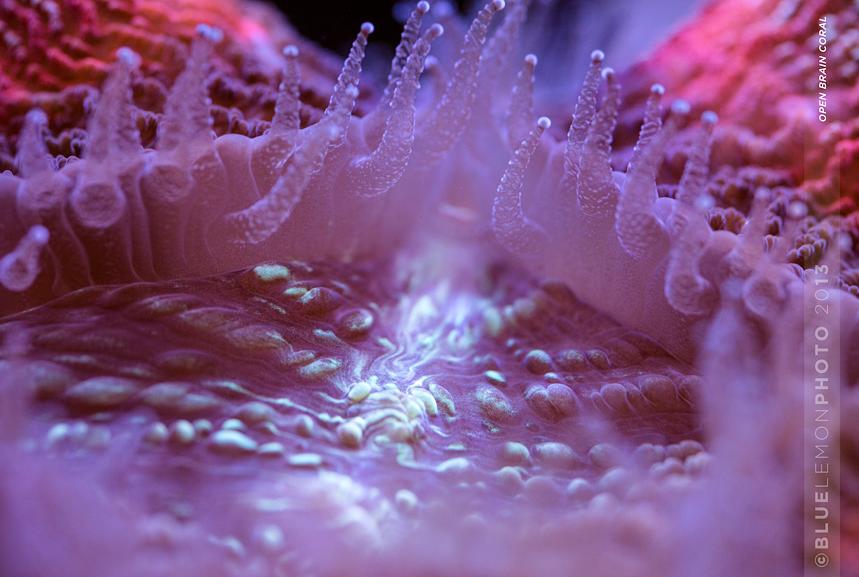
[1,0,859,576]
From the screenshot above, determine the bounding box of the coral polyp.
[1,1,503,314]
[1,0,858,576]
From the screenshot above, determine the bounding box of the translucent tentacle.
[86,47,141,161]
[665,205,717,315]
[70,47,145,227]
[380,2,431,111]
[492,117,550,257]
[478,0,529,98]
[16,109,52,177]
[223,119,345,244]
[12,111,89,287]
[157,25,221,151]
[615,101,686,259]
[323,22,373,142]
[348,24,443,198]
[505,54,536,149]
[725,187,770,278]
[417,0,506,163]
[0,225,49,292]
[577,68,621,219]
[627,83,664,173]
[16,109,72,216]
[665,112,719,316]
[740,204,804,320]
[364,3,429,144]
[113,48,143,156]
[252,45,303,193]
[271,45,302,137]
[563,50,604,185]
[140,27,221,208]
[674,111,717,215]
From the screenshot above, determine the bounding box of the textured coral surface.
[1,0,858,576]
[0,0,371,161]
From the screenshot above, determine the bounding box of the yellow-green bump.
[209,429,258,455]
[475,386,516,423]
[394,489,418,514]
[236,402,275,425]
[144,422,169,444]
[533,442,580,469]
[288,453,323,468]
[485,370,507,387]
[64,377,137,409]
[429,382,456,416]
[500,441,531,466]
[588,443,622,470]
[493,466,525,494]
[295,415,314,437]
[337,421,363,449]
[258,442,285,458]
[252,264,291,283]
[410,389,438,417]
[169,420,195,445]
[436,457,472,477]
[524,349,553,374]
[347,381,372,403]
[298,358,341,380]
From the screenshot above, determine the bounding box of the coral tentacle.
[492,116,550,257]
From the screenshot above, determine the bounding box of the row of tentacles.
[1,0,857,364]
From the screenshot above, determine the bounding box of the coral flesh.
[1,0,859,576]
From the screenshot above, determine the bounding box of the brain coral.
[0,0,858,576]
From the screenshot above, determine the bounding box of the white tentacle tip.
[537,116,551,130]
[491,0,506,11]
[283,45,299,58]
[601,67,615,81]
[25,108,48,125]
[361,22,375,35]
[428,23,445,38]
[29,225,50,246]
[590,49,605,63]
[671,100,691,115]
[701,110,718,125]
[417,1,431,14]
[116,47,141,68]
[196,24,224,43]
[787,200,808,219]
[650,83,665,95]
[524,53,538,66]
[753,187,772,203]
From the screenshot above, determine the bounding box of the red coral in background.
[0,0,375,161]
[625,0,859,201]
[0,0,858,576]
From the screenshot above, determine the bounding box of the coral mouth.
[1,0,859,575]
[1,248,707,577]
